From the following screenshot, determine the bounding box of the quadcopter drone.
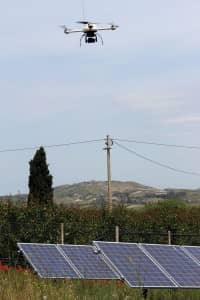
[61,21,119,46]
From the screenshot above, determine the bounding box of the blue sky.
[1,0,200,195]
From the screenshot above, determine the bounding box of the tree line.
[0,201,200,265]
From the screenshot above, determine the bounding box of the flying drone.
[60,21,119,46]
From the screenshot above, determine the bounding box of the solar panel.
[183,246,200,264]
[18,242,200,287]
[142,244,200,288]
[18,243,80,278]
[94,241,176,287]
[59,245,119,279]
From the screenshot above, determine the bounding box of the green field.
[1,269,200,300]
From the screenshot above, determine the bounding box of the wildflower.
[0,261,9,271]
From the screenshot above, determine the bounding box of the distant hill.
[1,180,199,207]
[53,180,162,208]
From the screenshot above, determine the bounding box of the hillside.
[53,181,167,208]
[1,181,200,207]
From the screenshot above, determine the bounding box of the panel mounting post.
[168,230,172,245]
[115,226,119,242]
[61,223,64,244]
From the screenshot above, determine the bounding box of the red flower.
[0,261,9,271]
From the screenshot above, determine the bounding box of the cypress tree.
[28,147,53,207]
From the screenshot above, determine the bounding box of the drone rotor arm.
[65,28,85,34]
[97,25,119,31]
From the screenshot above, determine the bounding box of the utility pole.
[104,135,113,212]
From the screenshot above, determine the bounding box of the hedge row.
[0,200,200,264]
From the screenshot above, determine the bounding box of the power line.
[113,138,200,150]
[0,139,104,154]
[114,141,200,177]
[1,137,200,154]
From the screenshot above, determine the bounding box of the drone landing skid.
[80,34,86,47]
[96,33,104,45]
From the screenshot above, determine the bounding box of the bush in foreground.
[1,268,200,300]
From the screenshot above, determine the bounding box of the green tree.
[28,147,53,207]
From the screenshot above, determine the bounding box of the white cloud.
[112,68,200,114]
[114,90,184,113]
[164,115,200,124]
[0,81,87,121]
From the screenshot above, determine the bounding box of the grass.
[1,269,200,300]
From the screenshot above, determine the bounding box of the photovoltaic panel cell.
[183,246,200,264]
[94,242,176,287]
[59,245,119,279]
[18,243,79,278]
[142,244,200,287]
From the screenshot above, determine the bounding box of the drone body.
[61,21,119,46]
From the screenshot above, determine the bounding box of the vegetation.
[0,200,199,298]
[0,200,200,265]
[1,269,200,300]
[28,147,53,207]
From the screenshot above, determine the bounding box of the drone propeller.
[60,25,68,29]
[59,25,71,34]
[108,22,119,28]
[77,21,100,25]
[77,21,90,24]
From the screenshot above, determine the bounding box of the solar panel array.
[59,245,119,279]
[93,242,176,287]
[18,242,200,288]
[18,243,79,278]
[142,244,200,287]
[18,243,119,280]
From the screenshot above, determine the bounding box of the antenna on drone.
[81,0,86,20]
